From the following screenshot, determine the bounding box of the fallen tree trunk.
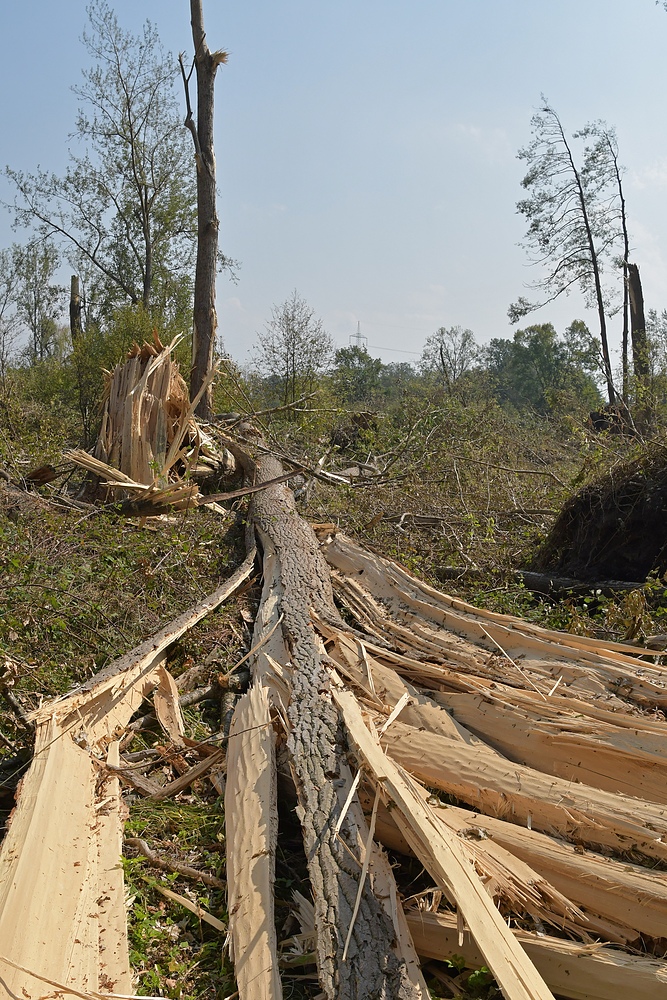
[244,448,423,1000]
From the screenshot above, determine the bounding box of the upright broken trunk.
[628,262,649,384]
[186,1,227,420]
[246,451,421,1000]
[69,275,82,342]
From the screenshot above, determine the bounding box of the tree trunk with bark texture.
[188,1,226,420]
[243,447,421,1000]
[628,262,649,383]
[69,275,82,342]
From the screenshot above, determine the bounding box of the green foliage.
[251,291,335,409]
[332,344,384,403]
[485,321,602,414]
[420,325,479,397]
[5,0,197,316]
[11,243,65,362]
[511,101,622,322]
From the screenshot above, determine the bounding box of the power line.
[367,344,420,356]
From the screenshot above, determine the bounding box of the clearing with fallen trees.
[2,339,667,1000]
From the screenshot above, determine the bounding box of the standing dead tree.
[181,1,228,420]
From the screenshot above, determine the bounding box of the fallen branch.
[125,837,225,889]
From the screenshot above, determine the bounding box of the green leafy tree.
[420,325,478,394]
[6,1,196,326]
[253,291,334,407]
[332,345,384,403]
[485,322,602,414]
[0,249,22,385]
[510,99,624,403]
[12,244,65,362]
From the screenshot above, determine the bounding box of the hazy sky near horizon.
[1,1,667,369]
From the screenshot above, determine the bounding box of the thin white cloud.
[629,160,667,191]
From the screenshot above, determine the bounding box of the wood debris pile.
[2,433,667,1000]
[66,333,231,511]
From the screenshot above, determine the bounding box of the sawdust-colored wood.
[405,909,667,1000]
[225,681,282,1000]
[332,678,555,1000]
[381,720,667,859]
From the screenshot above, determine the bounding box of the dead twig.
[125,837,225,889]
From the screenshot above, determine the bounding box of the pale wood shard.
[433,687,667,802]
[96,740,133,993]
[225,681,282,1000]
[156,886,227,932]
[380,720,667,859]
[0,720,103,998]
[0,555,255,998]
[320,530,667,708]
[153,664,187,746]
[318,620,487,746]
[357,782,605,940]
[373,795,667,941]
[331,679,555,1000]
[405,909,667,1000]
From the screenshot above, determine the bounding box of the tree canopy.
[252,291,334,406]
[510,99,624,403]
[5,1,197,327]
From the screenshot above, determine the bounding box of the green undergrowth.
[123,802,232,1000]
[0,492,248,735]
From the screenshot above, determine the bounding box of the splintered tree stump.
[246,451,420,1000]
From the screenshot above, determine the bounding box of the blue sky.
[1,1,667,368]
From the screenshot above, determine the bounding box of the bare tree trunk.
[186,1,227,420]
[69,275,82,343]
[622,264,629,399]
[238,444,420,1000]
[558,122,616,404]
[628,262,649,382]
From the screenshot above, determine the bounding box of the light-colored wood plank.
[331,679,555,1000]
[225,681,282,1000]
[405,909,667,1000]
[381,720,667,859]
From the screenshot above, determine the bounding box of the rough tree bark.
[184,1,227,420]
[628,262,649,383]
[230,437,421,1000]
[69,275,82,342]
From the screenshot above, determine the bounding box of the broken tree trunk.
[245,448,422,1000]
[186,1,227,420]
[628,261,649,384]
[0,555,254,998]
